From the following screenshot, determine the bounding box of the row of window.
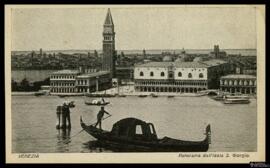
[104,36,112,40]
[220,80,256,86]
[77,80,88,85]
[51,88,76,93]
[51,82,75,87]
[51,75,76,79]
[135,86,207,93]
[135,81,207,86]
[139,71,204,78]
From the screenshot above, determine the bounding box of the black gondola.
[80,117,211,152]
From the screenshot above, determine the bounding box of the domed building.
[163,55,173,62]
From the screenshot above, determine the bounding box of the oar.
[90,114,112,126]
[59,115,112,144]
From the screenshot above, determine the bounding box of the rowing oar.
[59,115,112,144]
[89,114,112,126]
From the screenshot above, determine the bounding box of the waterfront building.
[115,66,134,84]
[220,74,256,94]
[50,69,111,94]
[50,70,80,94]
[76,71,111,93]
[102,8,116,78]
[134,59,232,93]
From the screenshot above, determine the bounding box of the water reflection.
[12,96,257,152]
[82,140,108,153]
[56,129,71,152]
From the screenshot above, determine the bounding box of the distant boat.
[138,95,147,98]
[223,98,250,104]
[34,91,46,96]
[211,94,225,101]
[150,93,158,98]
[118,94,127,97]
[58,95,67,98]
[85,99,110,106]
[225,95,249,99]
[85,93,116,98]
[167,95,175,98]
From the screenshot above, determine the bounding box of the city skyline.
[11,6,257,51]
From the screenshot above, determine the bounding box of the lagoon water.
[11,95,257,153]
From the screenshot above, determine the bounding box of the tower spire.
[104,8,114,25]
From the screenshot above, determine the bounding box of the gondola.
[80,117,211,152]
[85,101,110,106]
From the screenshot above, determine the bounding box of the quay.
[11,85,256,99]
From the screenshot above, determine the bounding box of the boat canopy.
[111,118,158,141]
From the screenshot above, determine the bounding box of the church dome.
[163,55,173,62]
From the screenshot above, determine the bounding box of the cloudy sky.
[10,5,257,51]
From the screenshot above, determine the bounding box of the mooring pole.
[60,105,67,129]
[66,107,71,129]
[56,106,61,129]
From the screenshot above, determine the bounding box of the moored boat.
[85,93,116,98]
[211,95,225,101]
[85,101,110,106]
[80,117,211,152]
[34,91,46,96]
[150,93,158,98]
[225,95,249,99]
[138,95,147,98]
[117,94,127,97]
[85,99,110,106]
[167,95,175,98]
[223,98,250,104]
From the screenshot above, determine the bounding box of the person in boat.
[94,106,110,129]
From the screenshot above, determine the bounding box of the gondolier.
[94,106,111,129]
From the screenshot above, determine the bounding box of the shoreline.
[11,91,257,98]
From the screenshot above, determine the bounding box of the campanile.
[102,8,115,77]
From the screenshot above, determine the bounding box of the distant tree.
[11,79,17,91]
[20,78,30,91]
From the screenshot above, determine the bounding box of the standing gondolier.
[94,106,111,129]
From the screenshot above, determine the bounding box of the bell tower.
[102,8,116,78]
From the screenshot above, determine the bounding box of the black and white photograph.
[5,5,265,163]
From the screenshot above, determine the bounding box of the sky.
[10,6,257,51]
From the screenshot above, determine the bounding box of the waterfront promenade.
[11,85,257,98]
